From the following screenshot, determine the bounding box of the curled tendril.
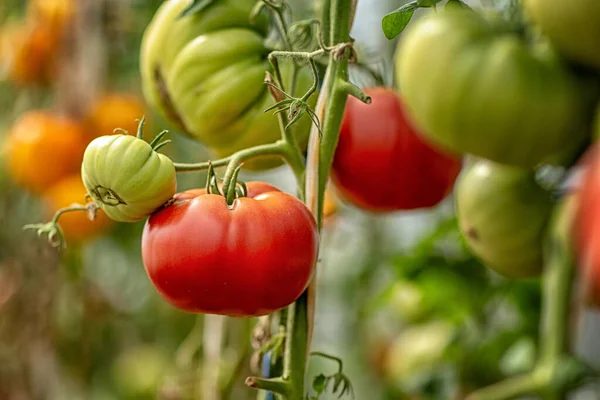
[23,222,66,248]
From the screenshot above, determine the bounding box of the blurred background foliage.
[0,0,575,399]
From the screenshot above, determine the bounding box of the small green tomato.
[81,134,176,222]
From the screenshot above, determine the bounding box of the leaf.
[312,374,327,394]
[381,1,418,40]
[178,0,217,18]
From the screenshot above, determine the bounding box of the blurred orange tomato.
[3,111,87,194]
[85,93,148,139]
[0,21,61,85]
[43,174,112,244]
[323,186,339,221]
[27,0,75,31]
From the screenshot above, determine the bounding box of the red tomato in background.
[141,182,318,317]
[574,144,600,305]
[331,88,462,212]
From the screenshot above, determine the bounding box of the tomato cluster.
[392,5,600,280]
[0,0,74,86]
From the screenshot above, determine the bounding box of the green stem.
[51,204,89,224]
[174,158,231,172]
[280,1,357,399]
[221,141,287,196]
[245,377,292,396]
[465,373,541,400]
[283,291,308,399]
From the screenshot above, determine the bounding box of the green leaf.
[381,1,418,40]
[312,374,327,394]
[178,0,217,18]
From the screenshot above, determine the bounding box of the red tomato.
[331,88,462,212]
[574,144,600,305]
[141,182,318,317]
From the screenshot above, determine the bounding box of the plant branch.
[245,377,292,396]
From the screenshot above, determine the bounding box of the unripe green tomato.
[383,321,455,391]
[112,345,171,399]
[395,9,595,168]
[524,0,600,70]
[140,0,316,171]
[81,135,176,222]
[455,160,554,278]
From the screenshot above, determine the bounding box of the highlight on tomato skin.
[141,182,319,317]
[331,87,463,213]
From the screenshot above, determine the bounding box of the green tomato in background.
[112,344,172,399]
[82,135,177,222]
[524,0,600,71]
[383,320,456,394]
[140,0,316,170]
[395,9,596,168]
[455,160,554,278]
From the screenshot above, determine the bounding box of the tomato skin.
[331,88,462,212]
[395,10,596,168]
[141,182,318,316]
[575,144,600,305]
[140,0,316,170]
[3,111,87,194]
[455,160,554,278]
[43,174,112,244]
[524,0,600,70]
[81,134,176,222]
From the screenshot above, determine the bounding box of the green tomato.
[455,160,554,278]
[112,345,171,398]
[395,9,595,168]
[524,0,600,71]
[81,135,176,222]
[140,0,316,170]
[383,321,455,392]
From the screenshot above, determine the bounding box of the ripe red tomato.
[141,182,318,317]
[331,87,462,212]
[574,144,600,305]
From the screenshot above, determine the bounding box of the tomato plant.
[141,182,318,316]
[524,0,600,71]
[331,87,462,212]
[140,0,316,170]
[395,9,596,168]
[82,133,176,222]
[455,160,554,278]
[3,111,87,194]
[43,174,112,244]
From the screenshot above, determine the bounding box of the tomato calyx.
[204,161,248,207]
